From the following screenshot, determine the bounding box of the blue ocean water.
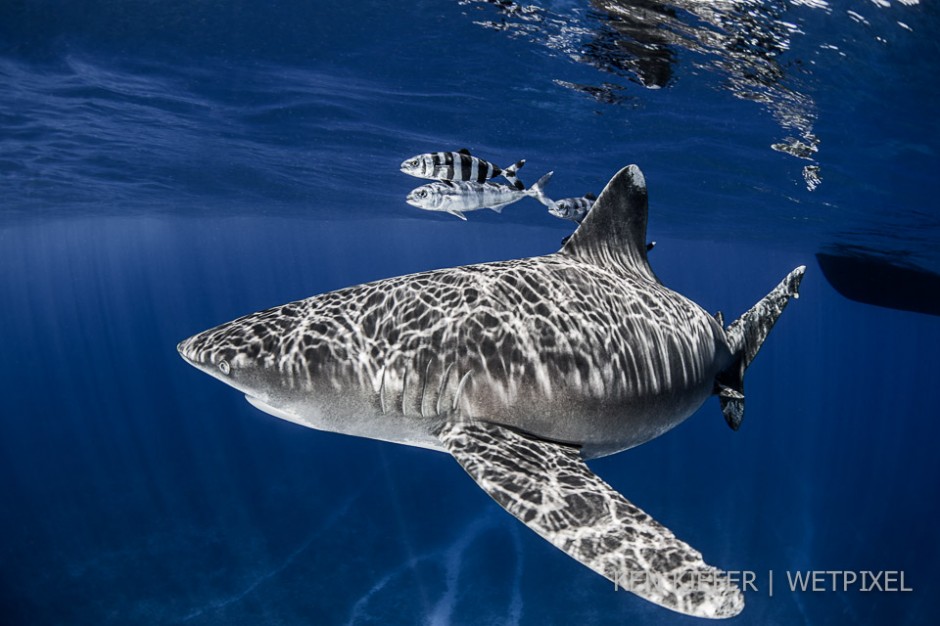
[1,1,938,624]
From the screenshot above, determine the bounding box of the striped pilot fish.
[406,172,552,220]
[401,149,526,190]
[546,193,596,223]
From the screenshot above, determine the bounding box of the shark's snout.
[176,330,221,368]
[178,318,305,424]
[176,329,231,376]
[177,314,293,393]
[177,336,199,365]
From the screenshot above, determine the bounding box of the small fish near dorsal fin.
[560,165,657,282]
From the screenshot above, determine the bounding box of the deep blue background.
[1,1,939,624]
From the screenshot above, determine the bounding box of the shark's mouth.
[244,395,308,428]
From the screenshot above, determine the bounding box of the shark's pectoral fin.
[437,421,744,619]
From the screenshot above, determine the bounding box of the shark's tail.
[501,159,526,190]
[714,266,806,430]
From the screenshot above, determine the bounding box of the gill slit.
[436,362,454,417]
[419,360,433,418]
[453,370,472,411]
[378,365,388,415]
[400,368,409,415]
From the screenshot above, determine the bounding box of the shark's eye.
[218,360,231,375]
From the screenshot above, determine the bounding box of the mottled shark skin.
[439,421,744,618]
[178,165,805,619]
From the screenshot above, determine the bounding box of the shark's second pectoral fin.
[437,421,744,619]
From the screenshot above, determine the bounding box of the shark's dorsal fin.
[560,165,656,282]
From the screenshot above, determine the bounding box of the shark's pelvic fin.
[560,165,657,283]
[438,420,745,619]
[716,265,806,430]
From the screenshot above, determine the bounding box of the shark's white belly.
[251,329,724,459]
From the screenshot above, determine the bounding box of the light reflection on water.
[459,0,922,192]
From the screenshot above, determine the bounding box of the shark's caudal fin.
[715,266,806,430]
[560,165,657,283]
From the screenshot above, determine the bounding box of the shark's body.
[179,165,804,619]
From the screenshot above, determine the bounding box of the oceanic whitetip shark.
[178,165,804,618]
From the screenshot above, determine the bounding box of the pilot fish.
[406,172,553,220]
[546,193,596,223]
[401,149,526,190]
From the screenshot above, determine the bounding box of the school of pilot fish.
[401,149,596,224]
